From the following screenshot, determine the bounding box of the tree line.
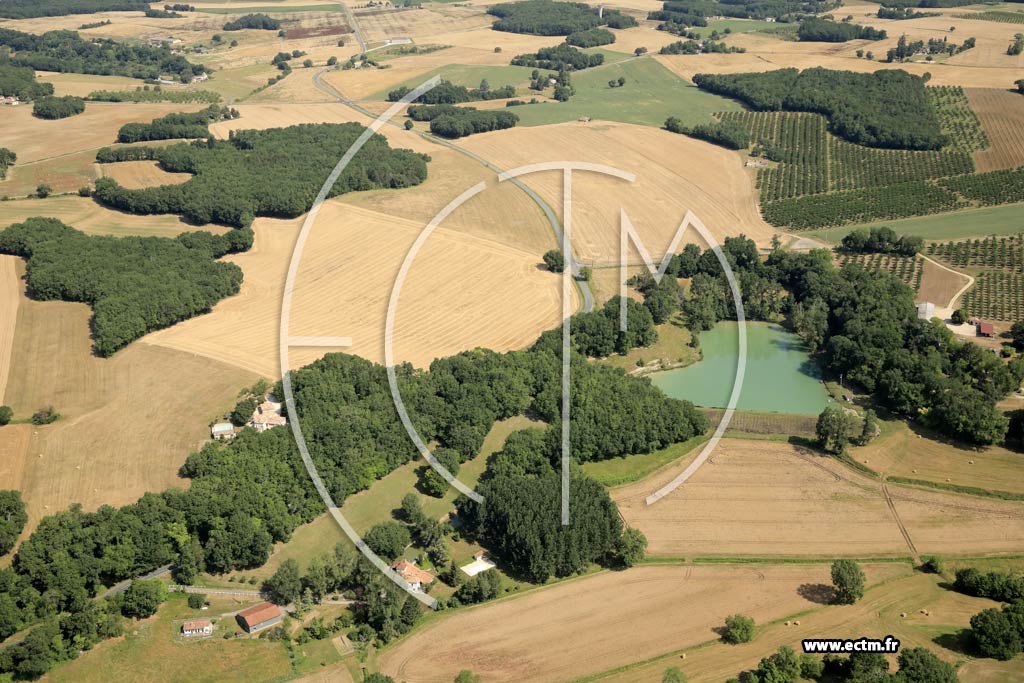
[406,105,519,139]
[664,116,750,149]
[0,61,54,100]
[0,148,15,180]
[0,217,252,356]
[116,104,239,143]
[692,67,946,150]
[838,226,923,256]
[797,17,887,42]
[31,95,85,119]
[0,27,207,82]
[511,42,604,70]
[0,0,148,19]
[387,79,515,104]
[87,86,221,104]
[488,0,636,36]
[222,13,281,31]
[94,122,430,228]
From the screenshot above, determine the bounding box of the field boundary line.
[882,483,920,562]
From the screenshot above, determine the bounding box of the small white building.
[211,422,234,440]
[182,619,213,637]
[191,72,209,83]
[917,302,935,320]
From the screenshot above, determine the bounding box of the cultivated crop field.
[99,160,192,189]
[928,234,1024,318]
[459,121,774,263]
[807,203,1024,243]
[0,257,20,399]
[378,562,911,683]
[3,293,256,530]
[927,233,1024,272]
[615,439,1024,558]
[143,201,571,377]
[0,195,202,237]
[967,87,1024,172]
[836,252,924,290]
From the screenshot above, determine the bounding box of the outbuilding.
[977,321,995,337]
[236,602,282,633]
[182,619,213,637]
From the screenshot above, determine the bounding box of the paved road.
[339,0,366,53]
[309,69,595,313]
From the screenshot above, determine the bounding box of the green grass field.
[369,64,541,100]
[507,57,741,128]
[600,315,699,374]
[197,4,343,13]
[689,18,779,38]
[808,202,1024,243]
[581,434,709,487]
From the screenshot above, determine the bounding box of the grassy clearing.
[689,18,779,38]
[507,57,742,128]
[807,203,1024,243]
[581,433,709,487]
[368,63,540,99]
[599,315,699,374]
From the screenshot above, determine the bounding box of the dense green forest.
[0,218,251,356]
[94,123,430,228]
[0,492,27,556]
[87,87,221,104]
[116,104,238,142]
[566,27,615,47]
[674,237,1020,444]
[30,95,85,119]
[222,13,281,31]
[659,38,745,54]
[387,79,516,104]
[877,6,936,19]
[797,17,887,42]
[649,0,838,24]
[0,61,54,100]
[511,43,604,70]
[0,28,206,82]
[664,116,749,149]
[693,68,945,150]
[0,0,148,19]
[0,148,16,180]
[488,0,637,35]
[407,105,519,139]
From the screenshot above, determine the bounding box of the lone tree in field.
[951,309,966,325]
[831,559,866,604]
[723,614,756,644]
[454,671,482,683]
[264,558,302,605]
[856,409,878,446]
[816,405,853,454]
[35,183,51,198]
[615,527,648,567]
[0,405,11,426]
[543,249,565,272]
[662,666,687,683]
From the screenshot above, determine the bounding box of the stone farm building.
[390,559,435,592]
[249,399,287,433]
[211,422,234,440]
[181,619,212,638]
[236,602,282,634]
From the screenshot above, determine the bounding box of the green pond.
[650,322,833,415]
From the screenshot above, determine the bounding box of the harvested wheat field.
[0,424,30,498]
[3,294,257,530]
[891,486,1024,556]
[615,440,911,558]
[0,196,204,237]
[859,421,1024,496]
[355,5,491,43]
[36,72,147,98]
[145,200,571,377]
[378,563,910,683]
[967,87,1024,172]
[100,160,192,189]
[595,571,989,683]
[1,150,99,197]
[459,121,774,262]
[0,102,205,165]
[0,256,20,399]
[916,258,971,308]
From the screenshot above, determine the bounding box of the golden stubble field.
[99,160,191,189]
[378,562,912,683]
[1,281,257,531]
[614,439,1024,558]
[458,121,775,262]
[0,195,209,237]
[143,199,571,378]
[967,87,1024,172]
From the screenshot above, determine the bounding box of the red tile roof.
[391,559,435,586]
[979,322,995,335]
[237,602,281,628]
[183,619,211,631]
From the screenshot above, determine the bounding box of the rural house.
[236,602,282,633]
[181,619,212,638]
[211,422,234,440]
[248,399,287,432]
[390,559,435,592]
[977,321,995,337]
